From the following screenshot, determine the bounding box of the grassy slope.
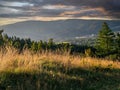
[0,48,120,90]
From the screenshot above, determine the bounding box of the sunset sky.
[0,0,120,26]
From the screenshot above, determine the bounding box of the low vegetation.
[0,47,120,90]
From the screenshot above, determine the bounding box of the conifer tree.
[116,33,120,58]
[96,22,115,56]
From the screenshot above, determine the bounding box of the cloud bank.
[0,0,120,25]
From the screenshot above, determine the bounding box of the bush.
[85,48,93,57]
[106,54,118,60]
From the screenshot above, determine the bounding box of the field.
[0,47,120,90]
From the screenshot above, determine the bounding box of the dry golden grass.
[0,47,120,90]
[0,47,120,73]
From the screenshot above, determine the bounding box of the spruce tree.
[116,33,120,59]
[96,22,115,56]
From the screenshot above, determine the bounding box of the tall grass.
[0,47,119,73]
[0,47,120,90]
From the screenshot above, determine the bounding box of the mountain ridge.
[1,19,120,41]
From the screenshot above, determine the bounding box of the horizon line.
[0,17,120,26]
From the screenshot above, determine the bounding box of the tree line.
[0,22,120,60]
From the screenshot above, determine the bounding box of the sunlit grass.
[0,47,120,90]
[0,47,119,73]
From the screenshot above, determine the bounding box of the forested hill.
[1,19,120,41]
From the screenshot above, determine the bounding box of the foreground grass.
[0,48,120,90]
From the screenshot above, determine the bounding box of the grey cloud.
[64,0,120,18]
[0,14,29,18]
[0,0,119,19]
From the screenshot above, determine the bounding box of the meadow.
[0,47,120,90]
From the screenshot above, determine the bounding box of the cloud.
[41,4,75,10]
[63,0,120,18]
[0,18,30,26]
[59,7,107,17]
[0,0,119,22]
[0,1,34,7]
[0,7,20,14]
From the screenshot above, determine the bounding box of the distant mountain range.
[1,19,120,41]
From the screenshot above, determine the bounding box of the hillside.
[1,19,120,41]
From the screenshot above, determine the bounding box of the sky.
[0,0,120,26]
